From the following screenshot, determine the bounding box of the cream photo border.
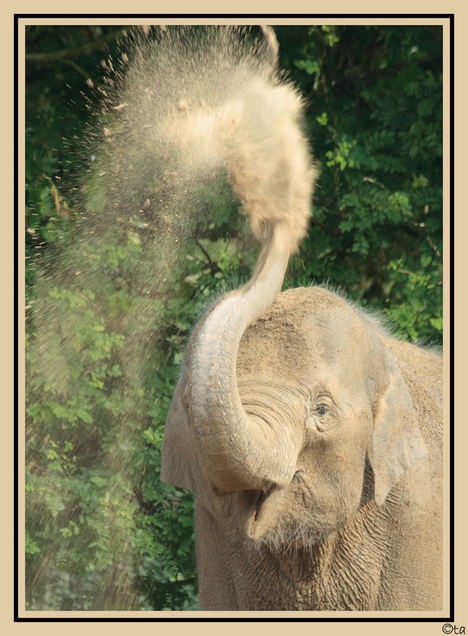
[2,1,463,633]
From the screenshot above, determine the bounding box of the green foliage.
[279,25,442,344]
[25,25,443,611]
[26,232,202,610]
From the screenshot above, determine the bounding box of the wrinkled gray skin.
[161,226,443,611]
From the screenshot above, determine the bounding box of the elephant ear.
[368,362,428,507]
[160,377,199,495]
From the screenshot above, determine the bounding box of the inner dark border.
[14,12,455,624]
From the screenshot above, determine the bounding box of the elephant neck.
[240,503,391,610]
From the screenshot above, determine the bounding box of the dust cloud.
[26,26,314,609]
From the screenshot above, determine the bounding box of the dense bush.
[25,25,442,610]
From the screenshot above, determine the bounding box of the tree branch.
[26,29,128,65]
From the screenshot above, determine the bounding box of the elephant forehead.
[298,314,373,396]
[238,288,372,390]
[263,286,366,345]
[303,309,368,359]
[238,316,310,377]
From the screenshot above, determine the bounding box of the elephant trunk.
[187,222,305,493]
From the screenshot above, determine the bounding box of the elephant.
[161,222,443,611]
[156,22,443,612]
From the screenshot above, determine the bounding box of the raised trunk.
[187,222,305,492]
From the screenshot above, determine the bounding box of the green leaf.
[316,112,328,126]
[295,59,320,76]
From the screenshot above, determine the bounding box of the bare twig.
[195,239,214,267]
[26,29,128,65]
[260,26,279,64]
[426,235,442,258]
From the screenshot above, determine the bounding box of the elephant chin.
[239,473,340,551]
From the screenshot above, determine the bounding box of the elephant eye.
[314,405,330,417]
[305,397,337,437]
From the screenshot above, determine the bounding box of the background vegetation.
[25,25,442,610]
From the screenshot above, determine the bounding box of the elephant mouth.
[254,483,277,521]
[245,472,302,540]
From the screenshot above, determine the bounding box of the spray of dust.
[26,26,315,610]
[92,25,315,251]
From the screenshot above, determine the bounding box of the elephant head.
[160,219,428,550]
